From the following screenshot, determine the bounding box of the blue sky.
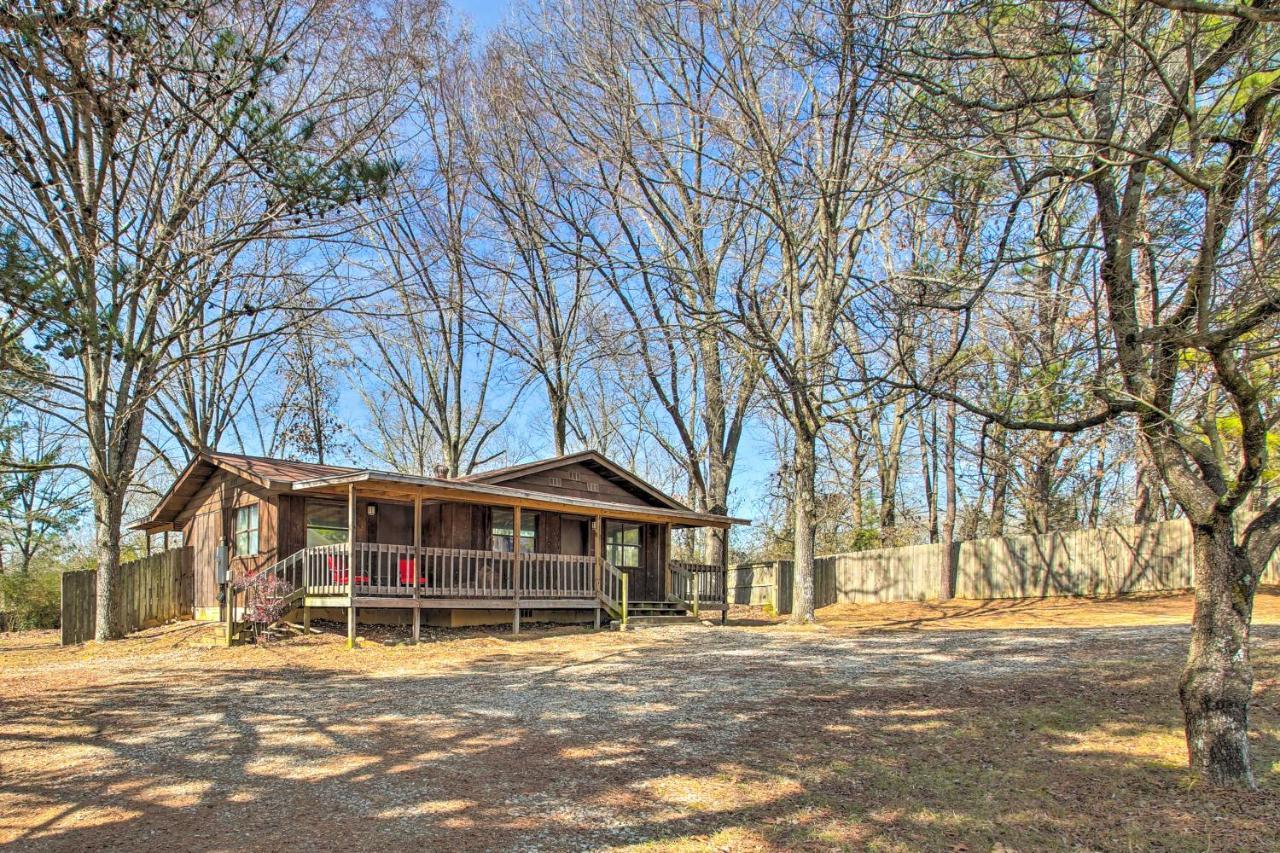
[451,0,511,31]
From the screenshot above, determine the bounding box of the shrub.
[234,571,292,640]
[0,570,61,631]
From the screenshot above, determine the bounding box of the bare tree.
[469,47,596,456]
[491,0,765,560]
[697,1,904,621]
[352,29,521,477]
[0,0,407,639]
[269,324,350,465]
[894,0,1280,787]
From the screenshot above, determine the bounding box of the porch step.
[187,623,244,647]
[612,614,700,628]
[626,600,689,617]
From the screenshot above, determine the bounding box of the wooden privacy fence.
[730,519,1280,614]
[61,547,194,645]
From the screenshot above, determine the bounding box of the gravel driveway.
[2,621,1276,851]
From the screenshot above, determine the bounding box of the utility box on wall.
[214,544,229,585]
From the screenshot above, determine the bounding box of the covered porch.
[238,469,740,644]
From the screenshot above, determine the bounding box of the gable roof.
[460,450,689,511]
[133,452,360,531]
[134,449,744,532]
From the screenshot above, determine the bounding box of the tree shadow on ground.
[1,625,1277,851]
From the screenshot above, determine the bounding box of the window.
[606,522,641,568]
[233,504,260,556]
[492,509,537,553]
[306,502,349,547]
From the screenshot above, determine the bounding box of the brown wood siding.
[175,469,287,589]
[539,511,561,554]
[372,501,414,545]
[186,509,222,609]
[497,462,655,507]
[425,502,443,547]
[278,495,306,557]
[560,516,588,556]
[471,504,491,550]
[435,502,474,549]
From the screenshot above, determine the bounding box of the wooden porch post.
[145,532,152,556]
[347,482,357,649]
[163,530,169,551]
[593,513,603,596]
[512,505,521,635]
[720,523,731,626]
[412,494,422,644]
[662,522,670,600]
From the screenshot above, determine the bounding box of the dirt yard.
[2,590,1278,851]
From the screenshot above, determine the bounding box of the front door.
[606,521,661,601]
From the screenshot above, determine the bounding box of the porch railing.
[521,551,595,599]
[295,542,599,602]
[423,547,514,598]
[670,560,726,606]
[305,543,352,596]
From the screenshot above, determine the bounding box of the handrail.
[599,559,626,622]
[669,564,692,609]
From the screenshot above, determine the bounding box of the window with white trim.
[233,504,260,556]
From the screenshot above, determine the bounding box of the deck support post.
[594,607,600,630]
[512,505,522,635]
[413,495,422,644]
[303,606,311,632]
[347,483,357,649]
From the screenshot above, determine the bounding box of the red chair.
[327,556,368,586]
[398,558,425,586]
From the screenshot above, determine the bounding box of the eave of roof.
[291,469,749,528]
[130,452,362,531]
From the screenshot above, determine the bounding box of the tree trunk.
[703,453,729,566]
[941,398,958,599]
[791,428,817,623]
[849,436,865,536]
[93,486,125,641]
[1179,519,1257,789]
[915,410,937,543]
[549,383,569,457]
[988,425,1007,536]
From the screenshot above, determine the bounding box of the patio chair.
[327,555,368,586]
[398,557,426,586]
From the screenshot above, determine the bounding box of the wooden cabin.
[133,451,746,637]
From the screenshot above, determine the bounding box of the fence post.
[621,573,629,630]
